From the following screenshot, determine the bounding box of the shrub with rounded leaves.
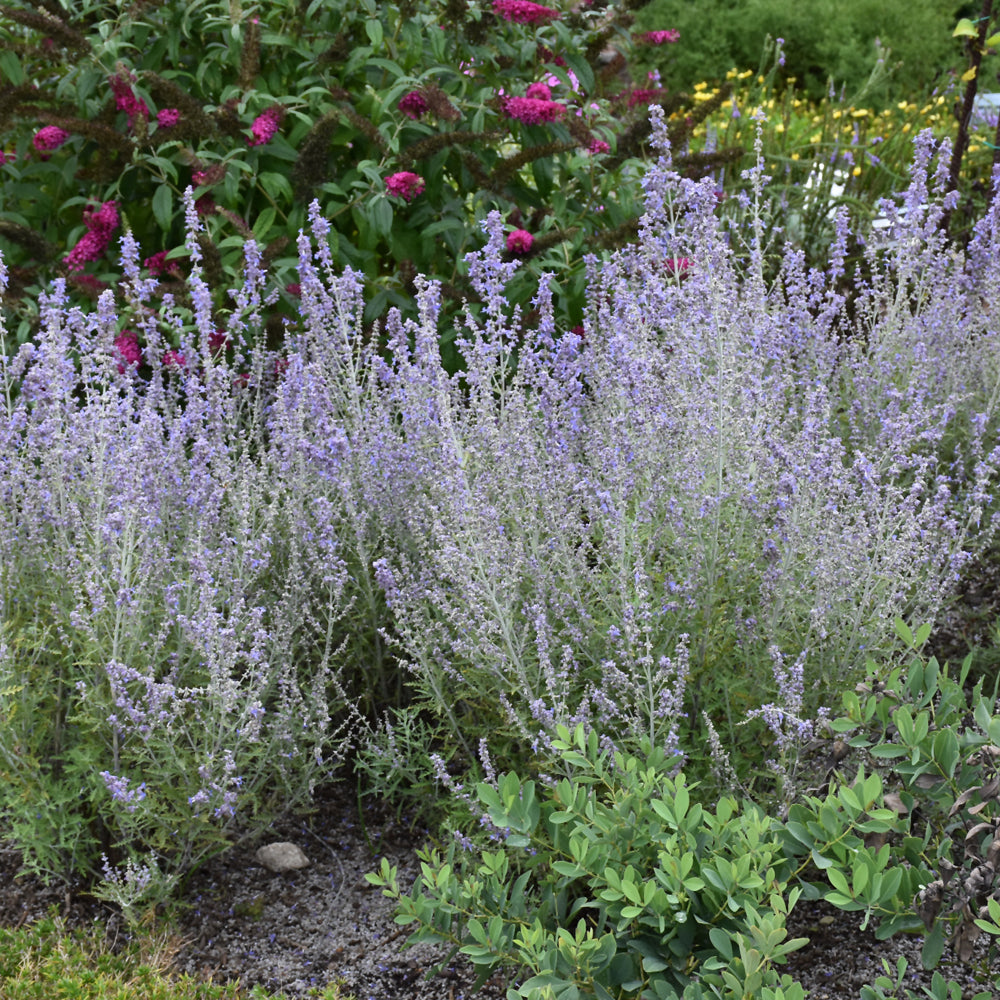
[0,0,739,357]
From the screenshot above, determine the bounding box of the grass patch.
[0,914,351,1000]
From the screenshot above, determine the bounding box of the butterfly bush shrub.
[0,0,738,353]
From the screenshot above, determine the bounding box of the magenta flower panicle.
[144,250,169,276]
[113,330,142,373]
[109,69,149,127]
[156,108,180,128]
[525,82,552,101]
[637,29,681,44]
[507,229,533,254]
[384,171,426,202]
[502,96,566,125]
[32,126,70,156]
[63,200,119,272]
[398,90,429,119]
[493,0,560,23]
[247,105,285,146]
[162,349,186,369]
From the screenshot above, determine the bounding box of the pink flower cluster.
[114,330,142,372]
[625,88,664,109]
[109,71,149,128]
[537,46,566,67]
[157,108,180,128]
[398,90,429,119]
[32,126,70,156]
[506,229,533,254]
[144,251,169,276]
[384,171,425,202]
[29,129,66,163]
[248,105,285,146]
[588,138,610,154]
[493,0,560,23]
[63,200,119,273]
[637,29,681,44]
[525,82,552,101]
[503,96,566,125]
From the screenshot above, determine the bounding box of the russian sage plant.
[350,115,1000,787]
[0,197,363,895]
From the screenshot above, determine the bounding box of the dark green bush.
[0,0,739,357]
[633,0,968,104]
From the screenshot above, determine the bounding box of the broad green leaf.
[894,618,914,646]
[0,50,24,86]
[258,171,294,203]
[365,19,383,48]
[954,17,980,37]
[252,206,276,239]
[152,184,173,232]
[921,922,945,969]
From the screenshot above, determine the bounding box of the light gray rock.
[254,841,310,873]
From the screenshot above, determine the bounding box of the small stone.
[254,842,310,873]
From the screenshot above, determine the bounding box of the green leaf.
[810,849,834,870]
[893,706,914,745]
[921,921,945,969]
[868,744,908,759]
[365,19,383,48]
[894,618,915,646]
[252,206,277,239]
[954,17,980,37]
[257,171,294,203]
[0,50,24,86]
[152,184,173,232]
[824,891,857,908]
[560,50,595,94]
[674,783,689,820]
[827,867,851,897]
[986,32,1000,48]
